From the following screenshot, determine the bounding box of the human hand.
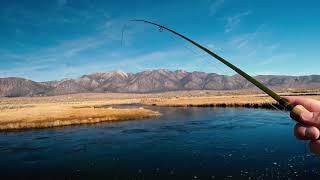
[285,96,320,155]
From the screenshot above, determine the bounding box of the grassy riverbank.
[1,90,319,130]
[0,102,160,130]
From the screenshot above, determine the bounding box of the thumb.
[291,105,320,127]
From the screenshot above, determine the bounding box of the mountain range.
[1,69,320,97]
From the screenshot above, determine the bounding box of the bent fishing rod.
[132,19,297,112]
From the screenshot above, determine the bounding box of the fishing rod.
[132,19,297,112]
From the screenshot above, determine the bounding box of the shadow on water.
[0,106,320,179]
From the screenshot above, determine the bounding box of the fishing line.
[166,31,287,113]
[123,20,233,78]
[243,61,288,112]
[123,20,305,158]
[128,20,310,157]
[167,33,232,83]
[121,24,128,47]
[113,21,286,114]
[129,19,311,127]
[168,33,231,77]
[168,31,283,113]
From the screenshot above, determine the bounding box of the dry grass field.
[1,89,319,130]
[0,97,160,130]
[141,94,320,108]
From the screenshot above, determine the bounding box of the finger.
[290,105,320,127]
[310,140,320,155]
[294,124,320,140]
[284,96,320,112]
[294,124,308,140]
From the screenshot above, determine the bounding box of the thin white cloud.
[52,49,185,80]
[100,18,143,46]
[2,17,140,61]
[0,16,147,81]
[224,11,252,33]
[265,43,280,53]
[258,53,296,66]
[0,47,185,81]
[206,43,216,49]
[1,2,110,29]
[226,24,267,53]
[208,0,225,16]
[228,31,257,49]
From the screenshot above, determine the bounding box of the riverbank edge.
[0,107,161,131]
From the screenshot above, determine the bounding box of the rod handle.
[290,105,309,123]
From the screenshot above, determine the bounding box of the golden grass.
[141,94,320,108]
[1,90,320,130]
[141,94,273,107]
[0,103,160,130]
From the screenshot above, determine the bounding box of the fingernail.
[301,112,313,121]
[306,127,320,140]
[306,129,314,139]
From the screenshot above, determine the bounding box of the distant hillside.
[1,69,320,97]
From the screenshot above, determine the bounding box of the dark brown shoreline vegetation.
[0,89,319,130]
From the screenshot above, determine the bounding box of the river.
[0,106,319,179]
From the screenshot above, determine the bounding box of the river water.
[0,107,319,179]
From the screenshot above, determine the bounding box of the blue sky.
[0,0,319,81]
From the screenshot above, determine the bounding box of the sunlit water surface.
[0,107,319,179]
